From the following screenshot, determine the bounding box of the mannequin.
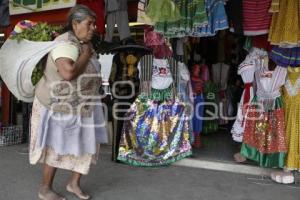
[271,66,300,184]
[117,28,192,166]
[240,57,287,168]
[231,47,268,162]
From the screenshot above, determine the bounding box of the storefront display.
[0,0,299,184]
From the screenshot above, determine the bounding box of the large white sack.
[0,39,66,102]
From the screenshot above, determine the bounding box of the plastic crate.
[0,125,23,147]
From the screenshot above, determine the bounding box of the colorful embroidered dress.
[240,64,287,168]
[231,55,256,142]
[154,0,207,38]
[231,48,268,142]
[117,58,192,166]
[191,0,229,37]
[283,68,300,171]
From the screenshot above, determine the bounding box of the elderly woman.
[29,5,107,200]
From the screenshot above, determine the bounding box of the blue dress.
[191,0,228,37]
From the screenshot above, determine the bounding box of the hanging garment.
[202,81,219,134]
[117,57,192,167]
[190,64,207,137]
[104,0,131,42]
[282,68,300,171]
[146,0,181,23]
[212,63,230,125]
[0,0,9,27]
[137,0,154,25]
[191,0,229,37]
[269,0,279,13]
[252,34,271,51]
[269,46,300,68]
[154,0,207,38]
[225,0,243,35]
[242,0,272,36]
[178,62,194,143]
[231,48,268,142]
[268,0,300,47]
[77,0,105,34]
[191,76,204,135]
[240,65,287,168]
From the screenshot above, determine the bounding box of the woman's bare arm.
[55,43,92,81]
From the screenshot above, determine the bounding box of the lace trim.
[285,78,300,97]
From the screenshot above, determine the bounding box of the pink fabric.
[144,26,172,58]
[144,26,165,47]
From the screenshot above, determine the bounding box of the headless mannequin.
[270,65,297,185]
[234,57,277,163]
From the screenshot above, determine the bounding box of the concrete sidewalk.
[0,144,299,200]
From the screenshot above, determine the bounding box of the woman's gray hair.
[65,4,97,31]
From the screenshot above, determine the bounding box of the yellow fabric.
[51,43,79,62]
[283,67,300,170]
[268,0,300,46]
[269,0,279,13]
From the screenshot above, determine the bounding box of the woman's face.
[72,16,96,42]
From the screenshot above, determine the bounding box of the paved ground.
[0,144,299,200]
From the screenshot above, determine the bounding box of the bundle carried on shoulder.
[0,20,63,102]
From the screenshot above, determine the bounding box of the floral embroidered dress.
[240,63,287,168]
[117,58,192,166]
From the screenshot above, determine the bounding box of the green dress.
[154,0,207,38]
[146,0,181,22]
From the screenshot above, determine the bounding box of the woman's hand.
[81,42,93,58]
[56,43,93,81]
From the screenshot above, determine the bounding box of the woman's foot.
[234,153,246,163]
[38,186,66,200]
[66,183,90,200]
